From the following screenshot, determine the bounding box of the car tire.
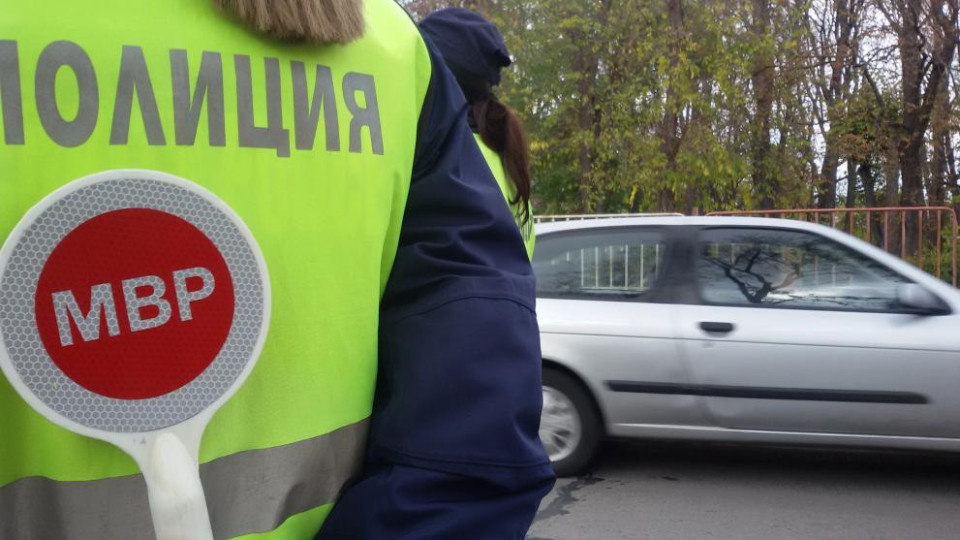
[541,368,602,477]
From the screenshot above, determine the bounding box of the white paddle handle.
[142,432,214,540]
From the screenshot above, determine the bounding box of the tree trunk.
[845,159,858,208]
[883,145,901,255]
[896,0,923,207]
[817,0,857,209]
[568,1,607,213]
[860,161,885,246]
[575,85,597,212]
[818,147,840,208]
[930,50,951,207]
[947,136,960,200]
[658,0,685,212]
[884,144,900,207]
[894,0,958,254]
[751,0,775,209]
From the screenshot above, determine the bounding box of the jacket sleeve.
[316,33,555,540]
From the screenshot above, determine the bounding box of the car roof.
[534,215,830,235]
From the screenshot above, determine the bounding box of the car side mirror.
[897,284,949,316]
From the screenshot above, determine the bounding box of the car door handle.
[699,322,735,335]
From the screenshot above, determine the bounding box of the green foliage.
[401,0,960,224]
[473,0,821,214]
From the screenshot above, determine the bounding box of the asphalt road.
[527,440,960,540]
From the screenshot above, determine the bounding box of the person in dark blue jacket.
[420,8,536,260]
[318,6,556,540]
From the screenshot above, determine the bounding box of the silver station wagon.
[534,216,960,476]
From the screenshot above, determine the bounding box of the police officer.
[0,0,555,537]
[420,8,536,260]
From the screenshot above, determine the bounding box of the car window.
[698,227,911,311]
[534,228,666,299]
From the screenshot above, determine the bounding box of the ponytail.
[213,0,364,44]
[473,97,532,224]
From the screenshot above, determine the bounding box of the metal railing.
[535,213,683,223]
[575,243,662,291]
[708,207,959,287]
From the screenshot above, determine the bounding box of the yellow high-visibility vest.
[473,134,535,259]
[0,0,431,537]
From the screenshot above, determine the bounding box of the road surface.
[528,440,960,539]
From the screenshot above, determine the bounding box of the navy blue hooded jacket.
[317,20,556,540]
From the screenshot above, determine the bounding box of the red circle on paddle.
[34,208,234,400]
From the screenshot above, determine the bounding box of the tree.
[868,0,958,207]
[751,0,778,208]
[399,0,960,234]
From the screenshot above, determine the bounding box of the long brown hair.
[213,0,364,44]
[473,96,532,223]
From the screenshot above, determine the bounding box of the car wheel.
[540,368,602,477]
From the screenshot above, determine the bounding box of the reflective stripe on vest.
[473,134,535,259]
[0,0,432,536]
[0,420,366,539]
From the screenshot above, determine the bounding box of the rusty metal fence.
[708,207,959,287]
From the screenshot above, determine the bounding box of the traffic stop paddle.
[0,170,270,540]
